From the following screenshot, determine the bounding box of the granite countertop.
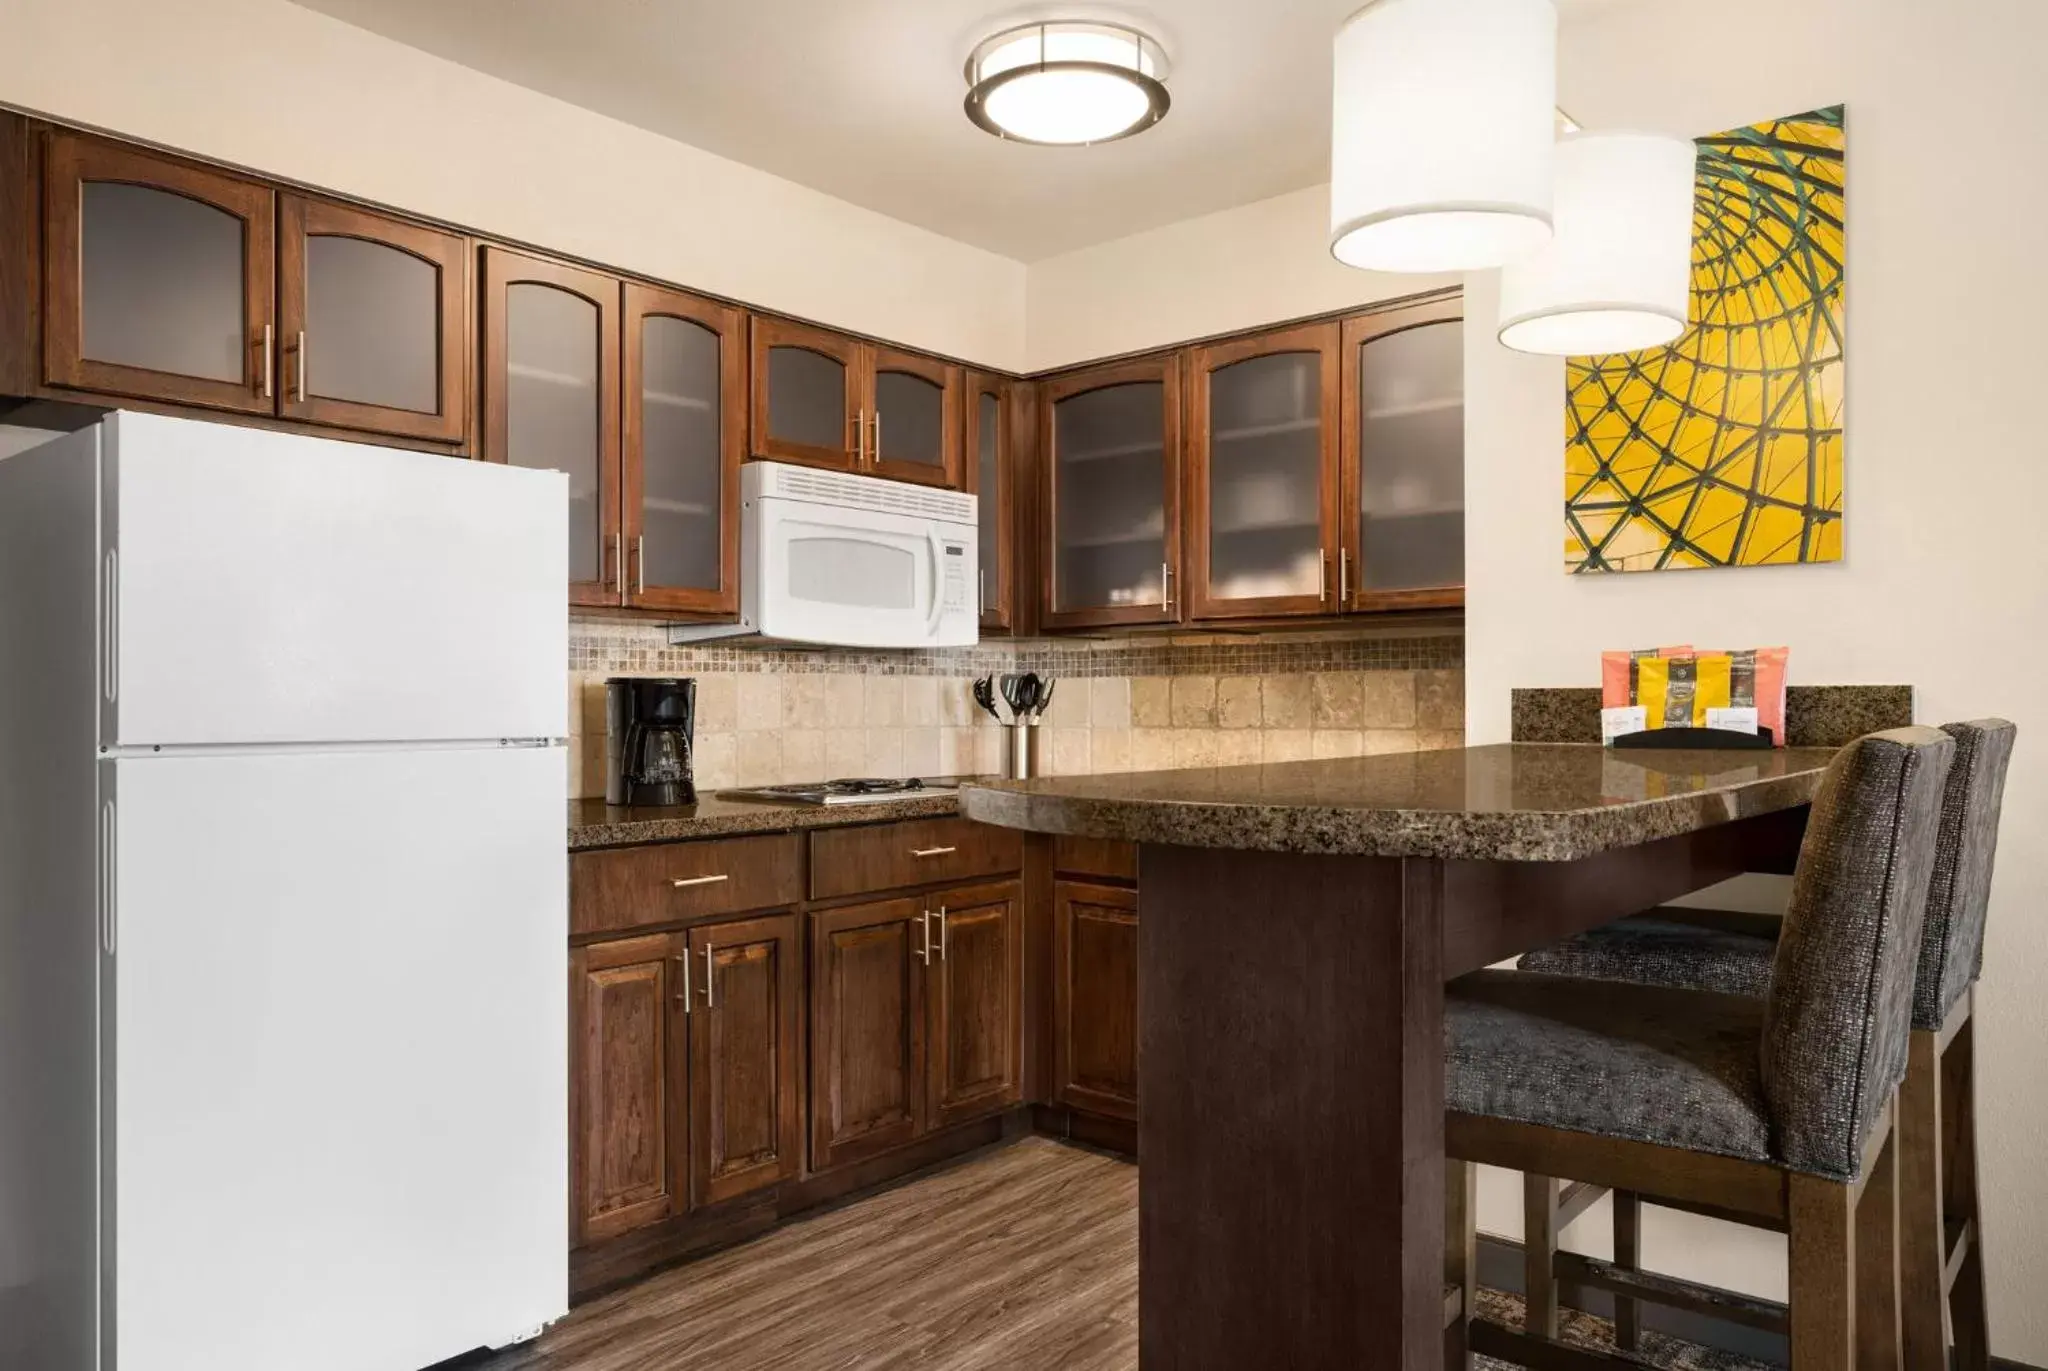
[958,743,1839,862]
[569,791,965,850]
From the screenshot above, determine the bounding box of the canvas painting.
[1564,105,1844,574]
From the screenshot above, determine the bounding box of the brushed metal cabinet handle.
[910,846,957,858]
[635,535,645,595]
[1339,548,1351,606]
[914,911,931,965]
[671,873,729,888]
[872,410,882,464]
[260,323,273,399]
[296,330,307,402]
[1319,547,1329,604]
[936,906,948,962]
[702,944,715,1006]
[673,953,691,1013]
[851,407,866,465]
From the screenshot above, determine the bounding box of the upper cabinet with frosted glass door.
[965,372,1016,632]
[622,284,744,617]
[749,318,962,488]
[42,133,275,415]
[480,247,621,609]
[1040,358,1181,630]
[1339,295,1465,612]
[41,132,469,443]
[1184,323,1340,621]
[276,195,468,443]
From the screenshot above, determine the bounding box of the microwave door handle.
[924,526,949,638]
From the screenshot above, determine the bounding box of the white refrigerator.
[0,412,570,1371]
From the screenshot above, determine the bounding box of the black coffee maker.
[605,678,697,807]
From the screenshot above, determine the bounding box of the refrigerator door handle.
[100,800,117,956]
[103,548,118,704]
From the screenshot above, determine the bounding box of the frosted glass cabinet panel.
[482,248,621,608]
[43,133,274,414]
[624,284,743,616]
[1185,323,1340,620]
[1340,296,1465,610]
[869,348,960,489]
[279,195,468,443]
[967,375,1013,630]
[751,317,860,471]
[1043,360,1181,628]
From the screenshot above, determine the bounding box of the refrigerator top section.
[102,412,569,749]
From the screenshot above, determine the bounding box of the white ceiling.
[297,0,1635,262]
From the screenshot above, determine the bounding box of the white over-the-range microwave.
[669,460,978,650]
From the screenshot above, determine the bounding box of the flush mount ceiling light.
[964,21,1170,146]
[1497,131,1698,355]
[1329,0,1558,272]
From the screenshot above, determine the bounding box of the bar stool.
[1516,719,2014,1370]
[1443,726,1956,1370]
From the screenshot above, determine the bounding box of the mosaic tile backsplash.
[566,620,1467,799]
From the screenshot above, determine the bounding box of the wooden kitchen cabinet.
[571,932,688,1245]
[570,911,800,1245]
[1052,881,1139,1123]
[1339,294,1465,612]
[750,317,961,487]
[809,879,1023,1171]
[926,880,1024,1129]
[1040,357,1182,630]
[1184,322,1341,621]
[686,913,803,1206]
[966,371,1017,631]
[277,194,468,443]
[42,132,275,415]
[480,246,622,608]
[809,896,928,1170]
[622,282,744,616]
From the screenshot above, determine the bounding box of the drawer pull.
[671,873,730,889]
[910,846,958,859]
[673,953,691,1013]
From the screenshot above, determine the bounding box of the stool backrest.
[1761,726,1953,1179]
[1913,720,2018,1030]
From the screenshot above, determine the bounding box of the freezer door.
[103,412,567,747]
[109,747,567,1371]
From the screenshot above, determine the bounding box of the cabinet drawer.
[810,818,1022,901]
[1052,835,1138,883]
[572,834,802,936]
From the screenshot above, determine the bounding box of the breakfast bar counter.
[959,742,1838,1371]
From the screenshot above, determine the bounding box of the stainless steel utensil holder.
[1002,722,1041,780]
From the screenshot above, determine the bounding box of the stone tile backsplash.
[567,620,1466,800]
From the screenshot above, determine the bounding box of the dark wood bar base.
[1137,844,1447,1370]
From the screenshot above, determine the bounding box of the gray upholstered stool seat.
[1447,969,1772,1165]
[1516,915,1774,998]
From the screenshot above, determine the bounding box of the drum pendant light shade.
[1497,132,1699,356]
[1328,0,1559,273]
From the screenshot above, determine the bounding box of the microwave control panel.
[941,540,971,614]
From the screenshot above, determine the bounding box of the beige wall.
[1462,0,2048,1355]
[0,0,1028,371]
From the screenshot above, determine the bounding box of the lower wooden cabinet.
[1053,881,1140,1123]
[571,911,801,1246]
[810,879,1023,1172]
[687,914,804,1206]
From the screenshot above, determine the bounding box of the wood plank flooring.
[477,1137,1137,1371]
[464,1135,1766,1371]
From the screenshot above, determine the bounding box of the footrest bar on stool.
[1552,1252,1789,1335]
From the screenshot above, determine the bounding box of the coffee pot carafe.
[605,677,697,807]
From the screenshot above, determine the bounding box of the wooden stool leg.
[1612,1189,1642,1352]
[1897,1030,1948,1370]
[1945,1012,1991,1371]
[1855,1109,1903,1371]
[1446,1160,1477,1370]
[1523,1174,1561,1338]
[1791,1172,1858,1371]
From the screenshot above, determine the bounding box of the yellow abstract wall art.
[1564,106,1844,574]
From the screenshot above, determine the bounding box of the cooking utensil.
[1036,679,1056,718]
[1000,674,1026,720]
[971,675,1004,723]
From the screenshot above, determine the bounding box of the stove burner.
[821,778,926,796]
